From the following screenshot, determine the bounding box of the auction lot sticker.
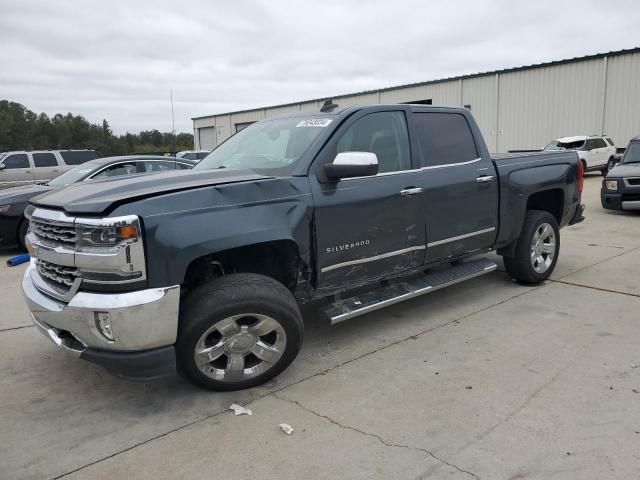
[296,119,333,127]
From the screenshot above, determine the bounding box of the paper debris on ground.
[229,404,252,416]
[279,423,294,435]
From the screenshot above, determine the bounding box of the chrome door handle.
[400,187,424,196]
[476,175,494,183]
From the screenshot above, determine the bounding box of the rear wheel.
[503,210,560,284]
[176,273,304,391]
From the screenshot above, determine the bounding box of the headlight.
[77,223,139,248]
[604,180,618,191]
[74,215,146,287]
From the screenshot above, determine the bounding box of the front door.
[0,153,34,189]
[411,110,498,262]
[310,109,425,294]
[32,152,62,183]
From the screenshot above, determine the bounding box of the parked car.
[601,135,640,211]
[0,155,195,249]
[21,104,584,390]
[544,135,616,175]
[176,150,209,161]
[0,150,100,189]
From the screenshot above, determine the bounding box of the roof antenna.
[320,99,339,113]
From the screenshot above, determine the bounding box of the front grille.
[36,259,79,295]
[31,220,76,247]
[623,193,640,202]
[626,178,640,186]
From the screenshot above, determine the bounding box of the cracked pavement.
[1,175,640,480]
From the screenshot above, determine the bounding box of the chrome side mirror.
[324,152,378,179]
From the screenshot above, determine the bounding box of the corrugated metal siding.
[194,50,640,152]
[462,75,498,152]
[265,104,303,118]
[497,59,604,152]
[604,52,640,147]
[380,80,461,105]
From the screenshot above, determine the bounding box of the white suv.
[544,135,616,175]
[0,150,100,189]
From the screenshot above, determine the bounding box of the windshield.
[195,117,331,174]
[47,162,99,187]
[544,140,585,151]
[622,142,640,164]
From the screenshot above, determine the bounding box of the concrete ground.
[1,174,639,480]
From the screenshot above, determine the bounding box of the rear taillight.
[577,160,584,193]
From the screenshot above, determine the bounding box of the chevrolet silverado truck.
[21,104,585,391]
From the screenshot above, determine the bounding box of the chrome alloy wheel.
[194,313,287,382]
[530,222,556,274]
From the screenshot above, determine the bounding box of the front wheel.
[602,157,615,176]
[176,273,304,391]
[503,210,560,284]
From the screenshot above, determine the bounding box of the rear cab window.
[412,112,478,167]
[60,150,100,165]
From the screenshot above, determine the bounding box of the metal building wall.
[461,75,498,152]
[604,51,640,146]
[497,58,605,152]
[194,50,640,152]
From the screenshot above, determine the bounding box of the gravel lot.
[1,174,639,480]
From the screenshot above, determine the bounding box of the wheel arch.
[182,239,306,296]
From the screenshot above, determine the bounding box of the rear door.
[32,152,62,183]
[310,108,426,293]
[0,153,35,189]
[411,110,498,262]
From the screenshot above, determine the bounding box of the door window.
[60,150,100,165]
[142,161,176,173]
[2,154,30,169]
[33,153,58,167]
[91,162,138,179]
[593,138,607,149]
[337,111,411,173]
[413,113,478,167]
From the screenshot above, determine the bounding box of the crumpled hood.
[0,183,53,205]
[607,163,640,178]
[30,168,273,215]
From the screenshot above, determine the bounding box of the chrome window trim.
[427,227,496,247]
[87,160,142,180]
[421,157,482,171]
[337,157,483,181]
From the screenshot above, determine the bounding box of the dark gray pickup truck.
[21,104,585,390]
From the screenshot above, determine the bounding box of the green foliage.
[0,100,194,155]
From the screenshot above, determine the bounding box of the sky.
[1,0,639,135]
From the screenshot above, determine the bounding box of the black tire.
[18,219,28,251]
[503,210,560,284]
[176,273,304,391]
[601,157,615,176]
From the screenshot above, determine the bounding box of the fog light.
[95,312,114,341]
[604,180,618,191]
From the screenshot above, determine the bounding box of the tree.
[0,100,194,155]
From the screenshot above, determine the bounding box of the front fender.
[111,177,314,288]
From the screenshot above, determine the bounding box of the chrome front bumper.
[22,262,180,352]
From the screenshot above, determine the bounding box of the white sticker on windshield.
[296,119,333,128]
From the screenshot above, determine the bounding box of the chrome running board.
[324,258,497,325]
